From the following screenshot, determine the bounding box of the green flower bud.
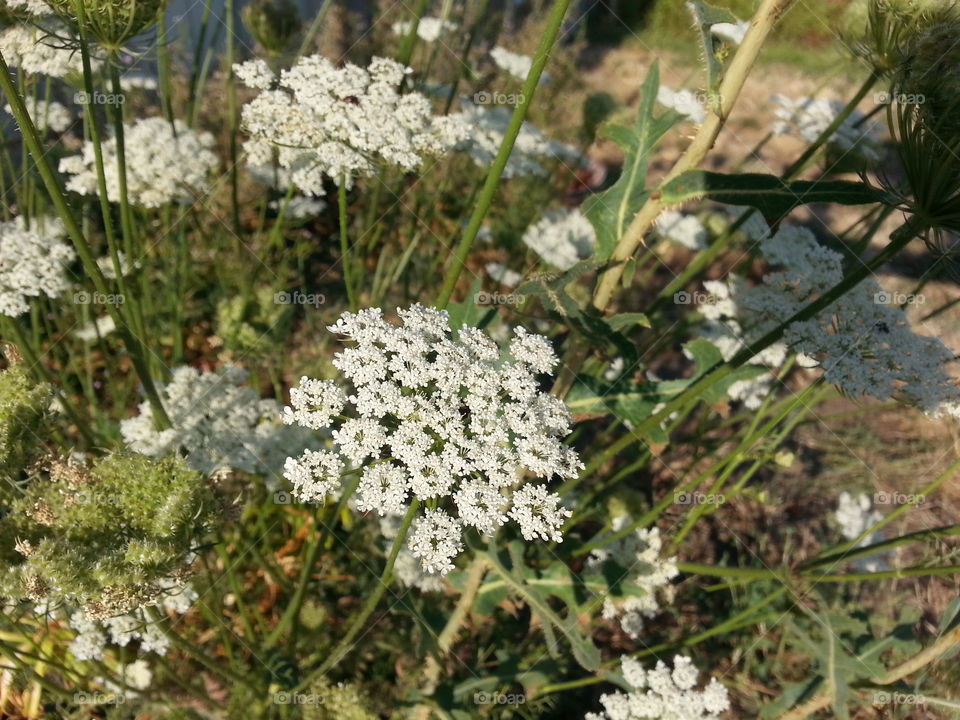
[898,8,960,139]
[46,0,165,50]
[242,0,301,55]
[0,363,51,490]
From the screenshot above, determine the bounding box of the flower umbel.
[282,305,580,575]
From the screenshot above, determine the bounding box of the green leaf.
[446,276,496,331]
[659,171,888,220]
[687,0,739,96]
[583,62,683,260]
[608,312,650,331]
[481,541,601,671]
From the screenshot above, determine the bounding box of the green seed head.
[47,0,165,50]
[242,0,301,55]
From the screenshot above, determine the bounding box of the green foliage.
[0,364,51,490]
[686,0,739,97]
[582,63,682,260]
[659,171,889,220]
[215,285,293,356]
[1,453,216,613]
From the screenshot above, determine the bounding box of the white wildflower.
[587,519,678,639]
[283,305,581,575]
[73,314,116,342]
[771,94,881,163]
[4,98,72,133]
[118,73,158,91]
[236,55,469,194]
[60,117,218,207]
[522,207,596,269]
[835,491,889,572]
[657,86,706,124]
[0,22,96,77]
[485,261,521,287]
[121,365,318,478]
[5,0,54,16]
[455,101,560,178]
[586,655,730,720]
[656,209,708,250]
[0,216,75,317]
[490,46,532,80]
[391,16,456,43]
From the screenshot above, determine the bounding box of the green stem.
[435,0,572,308]
[0,51,171,428]
[298,499,420,687]
[338,177,357,310]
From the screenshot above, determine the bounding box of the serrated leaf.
[583,62,683,260]
[659,171,888,220]
[687,0,740,96]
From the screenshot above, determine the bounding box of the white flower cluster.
[0,22,95,77]
[586,655,730,720]
[68,583,198,662]
[656,209,708,251]
[522,208,596,270]
[282,305,581,575]
[700,221,960,414]
[5,0,54,16]
[59,117,217,207]
[486,261,522,287]
[456,101,573,178]
[4,97,72,133]
[73,314,117,343]
[587,520,678,639]
[235,56,470,195]
[657,87,706,124]
[835,491,888,572]
[121,365,318,479]
[391,16,456,43]
[490,46,533,80]
[771,95,881,163]
[0,216,75,317]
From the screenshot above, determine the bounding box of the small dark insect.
[342,96,360,105]
[874,321,890,334]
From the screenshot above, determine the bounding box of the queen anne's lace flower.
[455,101,573,178]
[282,305,581,575]
[522,208,596,269]
[771,95,881,163]
[835,491,889,572]
[587,520,679,639]
[586,655,730,720]
[4,98,72,133]
[5,0,54,16]
[657,87,706,124]
[698,221,960,414]
[391,16,455,42]
[490,46,533,80]
[0,22,96,77]
[235,55,470,195]
[121,365,317,479]
[0,216,75,317]
[656,209,708,250]
[59,117,218,207]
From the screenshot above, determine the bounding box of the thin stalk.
[435,0,572,307]
[298,499,420,686]
[338,178,357,309]
[0,49,171,429]
[225,0,240,235]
